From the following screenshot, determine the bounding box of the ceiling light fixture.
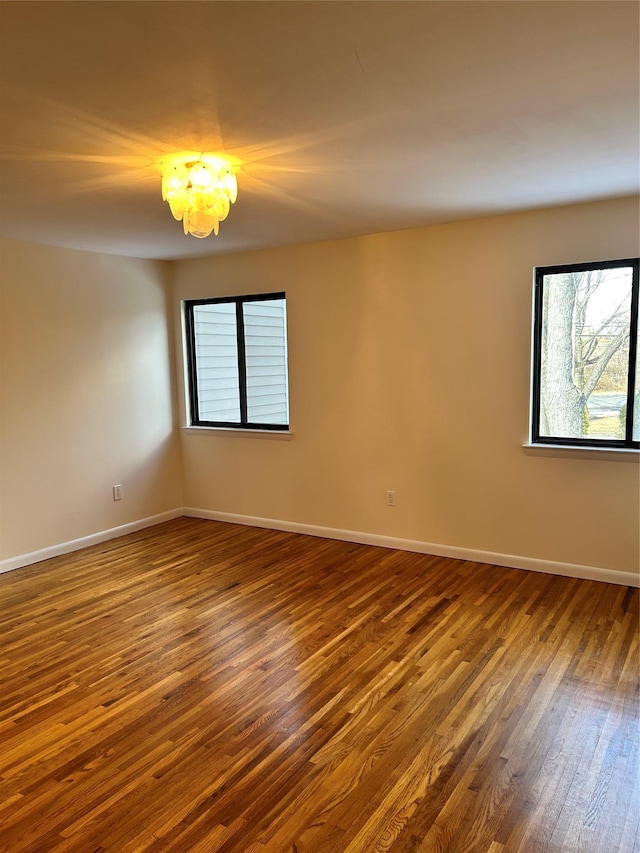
[161,157,238,238]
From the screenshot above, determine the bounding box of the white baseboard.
[0,509,183,575]
[183,507,640,588]
[3,506,637,588]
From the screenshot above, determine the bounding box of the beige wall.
[0,240,183,561]
[173,197,640,577]
[1,199,637,577]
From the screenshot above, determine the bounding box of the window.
[531,258,639,449]
[184,293,289,430]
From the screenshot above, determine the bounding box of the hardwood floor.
[0,518,638,853]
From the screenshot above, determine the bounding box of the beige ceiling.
[0,1,638,260]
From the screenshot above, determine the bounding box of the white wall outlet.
[113,484,123,501]
[386,490,396,507]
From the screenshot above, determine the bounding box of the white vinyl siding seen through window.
[192,301,241,423]
[244,300,289,425]
[185,293,289,430]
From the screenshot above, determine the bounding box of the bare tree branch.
[581,330,630,400]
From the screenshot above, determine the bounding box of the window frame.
[531,257,640,450]
[184,291,289,431]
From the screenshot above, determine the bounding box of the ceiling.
[0,1,638,261]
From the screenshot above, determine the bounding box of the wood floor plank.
[0,517,637,852]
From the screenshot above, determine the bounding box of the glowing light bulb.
[189,162,215,190]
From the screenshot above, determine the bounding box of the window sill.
[523,443,639,462]
[183,426,292,440]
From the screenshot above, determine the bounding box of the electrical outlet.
[113,484,123,501]
[386,490,396,507]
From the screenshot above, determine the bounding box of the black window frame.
[184,291,289,431]
[531,257,639,450]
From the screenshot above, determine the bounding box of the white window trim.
[523,443,639,462]
[183,425,292,440]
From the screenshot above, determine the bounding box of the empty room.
[0,2,638,852]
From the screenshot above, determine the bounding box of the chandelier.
[161,157,238,238]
